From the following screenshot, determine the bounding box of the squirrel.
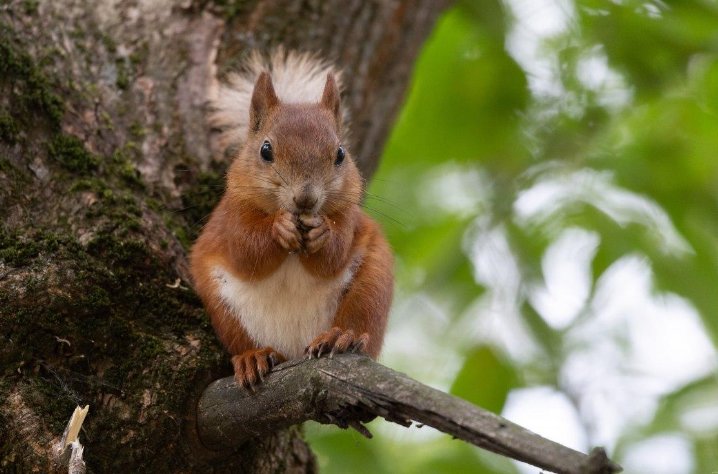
[189,50,394,389]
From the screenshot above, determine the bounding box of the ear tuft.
[249,72,279,133]
[320,73,341,126]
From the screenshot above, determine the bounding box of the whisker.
[361,205,405,227]
[325,192,405,228]
[188,213,214,231]
[325,173,344,187]
[270,165,290,187]
[369,177,403,185]
[183,183,226,189]
[363,192,410,212]
[229,185,276,191]
[252,175,282,186]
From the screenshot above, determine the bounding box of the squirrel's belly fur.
[212,255,357,359]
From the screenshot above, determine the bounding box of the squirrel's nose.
[293,192,318,212]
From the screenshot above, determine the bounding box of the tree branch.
[197,354,622,474]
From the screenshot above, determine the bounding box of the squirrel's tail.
[209,48,341,158]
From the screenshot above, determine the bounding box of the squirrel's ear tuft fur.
[250,72,279,133]
[321,73,341,127]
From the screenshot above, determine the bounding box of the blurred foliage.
[307,0,718,472]
[449,346,520,445]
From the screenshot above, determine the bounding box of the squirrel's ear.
[250,72,279,133]
[320,73,341,127]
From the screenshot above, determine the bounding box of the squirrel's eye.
[260,141,273,163]
[335,146,346,166]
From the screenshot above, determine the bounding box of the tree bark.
[0,0,447,471]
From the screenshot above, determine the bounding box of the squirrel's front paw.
[299,214,330,254]
[305,327,369,359]
[272,211,303,252]
[232,347,285,391]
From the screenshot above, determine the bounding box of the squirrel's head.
[227,71,362,217]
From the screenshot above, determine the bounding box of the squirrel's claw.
[350,332,369,353]
[305,327,369,359]
[232,347,285,391]
[298,214,323,229]
[299,215,330,254]
[272,211,303,252]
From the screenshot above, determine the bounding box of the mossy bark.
[0,0,446,471]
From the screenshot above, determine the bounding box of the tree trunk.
[0,0,446,471]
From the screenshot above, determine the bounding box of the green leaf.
[450,346,518,413]
[305,424,388,474]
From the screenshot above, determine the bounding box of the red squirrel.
[189,51,393,389]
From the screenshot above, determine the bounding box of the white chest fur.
[212,256,354,359]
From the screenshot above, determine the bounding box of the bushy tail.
[209,48,341,158]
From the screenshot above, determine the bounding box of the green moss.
[69,178,108,193]
[21,0,40,15]
[76,179,144,238]
[22,378,76,433]
[101,33,117,55]
[116,59,130,90]
[86,286,111,309]
[0,229,61,267]
[53,134,145,230]
[210,0,257,19]
[47,134,99,174]
[180,170,225,241]
[0,111,19,143]
[111,143,143,188]
[127,44,150,89]
[168,220,191,250]
[1,226,208,361]
[99,110,114,130]
[0,237,40,266]
[86,234,149,269]
[129,122,146,139]
[0,37,64,128]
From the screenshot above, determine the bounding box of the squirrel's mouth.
[285,186,323,216]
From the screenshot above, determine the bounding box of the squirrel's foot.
[232,347,285,391]
[305,327,369,359]
[272,211,303,253]
[298,214,329,254]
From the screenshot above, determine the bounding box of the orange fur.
[190,61,393,388]
[331,213,393,358]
